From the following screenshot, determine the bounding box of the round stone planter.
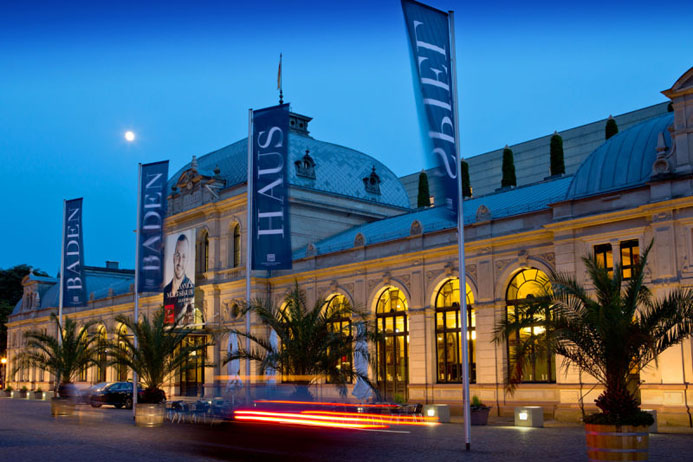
[51,398,75,417]
[585,423,649,461]
[135,403,165,427]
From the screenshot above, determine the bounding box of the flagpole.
[132,163,142,418]
[58,199,66,345]
[448,10,471,452]
[245,108,254,400]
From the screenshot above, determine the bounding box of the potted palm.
[225,283,378,400]
[495,243,693,460]
[108,308,211,427]
[470,395,491,425]
[3,385,12,397]
[12,314,101,416]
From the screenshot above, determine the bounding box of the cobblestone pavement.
[1,398,692,462]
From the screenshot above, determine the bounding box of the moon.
[124,130,136,142]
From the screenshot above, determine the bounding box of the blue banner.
[402,0,458,215]
[251,104,292,270]
[138,161,169,293]
[62,198,87,307]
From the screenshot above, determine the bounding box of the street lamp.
[1,357,6,389]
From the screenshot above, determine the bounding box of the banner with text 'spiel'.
[62,198,87,307]
[138,160,169,293]
[252,104,292,270]
[402,0,458,217]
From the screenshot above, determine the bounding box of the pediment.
[662,67,693,98]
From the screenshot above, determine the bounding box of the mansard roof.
[167,131,411,209]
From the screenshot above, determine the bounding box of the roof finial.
[277,53,283,104]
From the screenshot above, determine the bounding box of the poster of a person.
[163,230,197,325]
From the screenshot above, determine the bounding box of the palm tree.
[495,242,693,424]
[108,308,211,403]
[12,314,101,396]
[225,283,378,398]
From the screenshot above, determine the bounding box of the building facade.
[7,67,693,425]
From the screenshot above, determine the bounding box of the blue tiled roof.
[294,176,572,259]
[167,133,411,209]
[567,113,674,200]
[11,268,134,316]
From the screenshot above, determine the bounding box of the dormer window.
[363,166,381,195]
[295,149,316,179]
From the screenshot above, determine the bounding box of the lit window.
[620,240,639,280]
[594,244,613,277]
[324,294,353,384]
[435,279,475,384]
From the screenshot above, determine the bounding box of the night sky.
[1,0,691,274]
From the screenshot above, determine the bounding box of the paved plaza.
[1,398,692,461]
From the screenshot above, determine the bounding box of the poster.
[163,229,203,326]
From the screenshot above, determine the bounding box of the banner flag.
[138,160,169,293]
[62,198,87,307]
[401,0,458,216]
[251,103,292,270]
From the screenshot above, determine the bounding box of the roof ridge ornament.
[363,166,381,195]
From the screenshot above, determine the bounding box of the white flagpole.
[245,109,254,399]
[58,199,66,346]
[133,163,142,418]
[448,10,471,452]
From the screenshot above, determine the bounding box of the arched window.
[198,230,209,273]
[506,268,555,383]
[435,279,475,384]
[324,294,352,383]
[376,286,408,400]
[232,224,241,268]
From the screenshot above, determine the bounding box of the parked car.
[78,382,110,404]
[89,382,144,409]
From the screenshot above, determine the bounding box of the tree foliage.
[417,171,430,208]
[605,116,619,140]
[495,242,693,424]
[550,132,565,176]
[12,314,101,390]
[108,308,212,403]
[461,160,472,198]
[501,146,516,188]
[225,282,378,397]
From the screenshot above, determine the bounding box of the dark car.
[78,382,110,404]
[89,382,143,409]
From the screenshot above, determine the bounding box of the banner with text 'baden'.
[137,160,169,293]
[62,198,87,307]
[402,0,458,216]
[251,104,292,270]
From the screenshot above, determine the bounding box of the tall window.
[233,224,241,268]
[376,286,409,400]
[96,327,107,383]
[435,279,476,383]
[506,268,555,383]
[324,294,353,383]
[198,230,209,273]
[594,244,613,277]
[620,240,640,280]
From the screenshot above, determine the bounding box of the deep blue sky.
[1,0,691,274]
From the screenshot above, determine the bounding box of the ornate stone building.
[7,67,693,425]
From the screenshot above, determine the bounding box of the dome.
[167,132,410,209]
[566,113,673,200]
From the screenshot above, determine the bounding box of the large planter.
[585,424,649,461]
[51,398,75,417]
[135,403,165,427]
[470,407,491,425]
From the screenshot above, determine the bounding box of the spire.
[277,53,283,105]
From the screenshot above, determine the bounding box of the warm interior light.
[427,409,436,417]
[518,411,528,421]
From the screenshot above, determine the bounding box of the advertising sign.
[138,161,169,293]
[163,229,202,325]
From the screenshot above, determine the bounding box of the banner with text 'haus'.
[62,198,87,307]
[402,0,458,216]
[251,104,292,270]
[137,160,169,293]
